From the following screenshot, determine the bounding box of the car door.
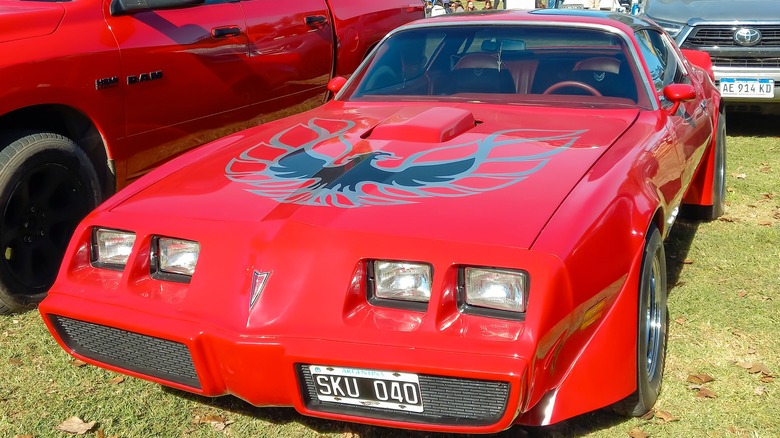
[104,0,251,180]
[238,0,334,119]
[636,29,712,191]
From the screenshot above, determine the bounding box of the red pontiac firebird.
[40,9,725,433]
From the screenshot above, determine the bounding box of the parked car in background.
[41,9,724,433]
[641,0,780,114]
[0,0,423,314]
[559,0,626,12]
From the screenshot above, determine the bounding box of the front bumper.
[40,295,526,433]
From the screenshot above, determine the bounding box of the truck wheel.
[0,132,101,314]
[613,224,668,416]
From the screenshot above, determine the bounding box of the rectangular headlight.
[370,260,432,310]
[153,237,200,281]
[462,267,528,318]
[92,228,136,270]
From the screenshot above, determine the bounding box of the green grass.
[1,112,778,437]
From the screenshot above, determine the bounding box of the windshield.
[341,24,645,108]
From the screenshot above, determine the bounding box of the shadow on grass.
[665,219,701,293]
[164,383,635,437]
[159,221,705,438]
[726,111,780,138]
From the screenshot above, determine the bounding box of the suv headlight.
[152,237,200,282]
[648,17,685,38]
[369,260,432,310]
[460,267,528,319]
[91,228,136,270]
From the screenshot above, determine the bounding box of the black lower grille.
[50,315,200,389]
[297,364,509,426]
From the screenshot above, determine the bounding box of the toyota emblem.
[734,27,762,46]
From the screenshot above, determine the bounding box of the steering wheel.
[543,80,602,96]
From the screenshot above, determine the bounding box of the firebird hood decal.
[225,118,585,208]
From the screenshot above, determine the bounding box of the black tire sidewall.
[0,133,101,312]
[635,225,668,412]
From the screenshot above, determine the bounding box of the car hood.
[112,102,638,249]
[0,1,65,44]
[644,0,780,22]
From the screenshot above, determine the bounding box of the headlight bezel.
[367,260,433,312]
[150,236,200,283]
[90,227,137,271]
[647,17,685,39]
[457,266,529,321]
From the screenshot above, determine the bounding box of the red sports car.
[40,9,725,433]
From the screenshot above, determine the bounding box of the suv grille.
[50,315,200,389]
[683,26,780,48]
[297,364,510,426]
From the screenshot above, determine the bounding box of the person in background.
[483,0,494,9]
[424,0,433,16]
[466,0,477,10]
[430,0,447,16]
[453,1,465,11]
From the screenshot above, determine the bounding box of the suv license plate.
[720,78,774,98]
[309,365,424,412]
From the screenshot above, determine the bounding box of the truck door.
[238,0,334,119]
[104,0,251,180]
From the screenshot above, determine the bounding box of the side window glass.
[635,30,666,93]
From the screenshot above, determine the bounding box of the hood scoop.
[368,107,476,143]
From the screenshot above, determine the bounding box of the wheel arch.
[0,104,115,198]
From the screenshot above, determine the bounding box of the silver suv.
[642,0,780,114]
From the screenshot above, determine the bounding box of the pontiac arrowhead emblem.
[249,270,271,310]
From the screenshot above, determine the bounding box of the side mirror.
[327,77,348,96]
[110,0,205,16]
[663,83,696,114]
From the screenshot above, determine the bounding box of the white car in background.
[560,0,626,12]
[503,0,625,11]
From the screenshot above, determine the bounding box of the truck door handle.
[212,26,242,39]
[305,15,327,28]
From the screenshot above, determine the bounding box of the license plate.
[719,78,774,98]
[309,365,424,412]
[562,3,585,9]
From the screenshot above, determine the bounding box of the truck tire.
[0,132,101,314]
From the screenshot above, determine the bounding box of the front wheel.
[613,223,668,416]
[0,132,101,314]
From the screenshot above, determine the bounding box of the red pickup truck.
[0,0,422,313]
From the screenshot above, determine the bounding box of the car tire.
[613,223,668,417]
[0,132,101,314]
[683,108,726,221]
